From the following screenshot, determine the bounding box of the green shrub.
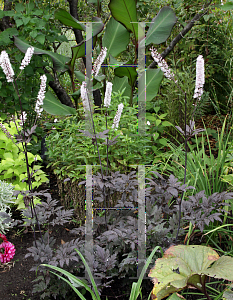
[0,118,48,209]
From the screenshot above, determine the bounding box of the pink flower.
[0,241,15,263]
[0,234,7,244]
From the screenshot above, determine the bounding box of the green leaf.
[223,289,233,300]
[15,3,25,12]
[109,54,126,66]
[148,245,220,300]
[138,69,163,102]
[35,34,45,45]
[103,17,130,57]
[202,256,233,281]
[114,63,137,87]
[22,16,30,25]
[221,2,233,10]
[15,19,24,28]
[43,91,76,116]
[74,71,85,82]
[54,8,85,30]
[167,293,186,300]
[0,28,18,46]
[112,76,131,99]
[30,30,37,38]
[109,0,142,41]
[14,36,70,72]
[146,6,177,45]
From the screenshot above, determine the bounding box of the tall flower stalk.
[104,82,112,176]
[0,49,46,245]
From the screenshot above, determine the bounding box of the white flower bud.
[92,47,107,76]
[20,47,34,70]
[104,82,112,108]
[0,51,14,82]
[193,55,205,101]
[112,103,124,129]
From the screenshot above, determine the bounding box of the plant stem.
[13,80,43,245]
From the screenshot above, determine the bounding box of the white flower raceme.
[19,111,27,126]
[150,47,176,81]
[20,47,34,70]
[92,47,107,76]
[35,75,47,117]
[193,55,205,101]
[104,82,112,108]
[112,103,124,129]
[0,51,14,82]
[147,121,150,126]
[81,81,91,112]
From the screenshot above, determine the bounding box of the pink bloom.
[0,234,7,244]
[0,241,15,263]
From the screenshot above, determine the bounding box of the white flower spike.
[112,103,124,129]
[193,55,205,101]
[19,111,27,126]
[81,81,91,112]
[150,47,176,81]
[35,75,47,117]
[92,47,107,76]
[0,51,14,82]
[104,82,112,108]
[20,47,34,70]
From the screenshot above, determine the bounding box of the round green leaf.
[148,245,220,300]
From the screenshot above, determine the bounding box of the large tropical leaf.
[54,8,85,30]
[114,63,137,87]
[102,17,130,57]
[55,9,104,38]
[137,69,163,102]
[148,245,220,300]
[14,36,70,72]
[43,91,76,116]
[109,0,143,41]
[112,76,131,99]
[146,6,177,45]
